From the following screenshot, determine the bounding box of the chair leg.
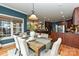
[19,51,22,56]
[15,48,18,54]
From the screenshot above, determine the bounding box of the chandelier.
[29,3,38,20]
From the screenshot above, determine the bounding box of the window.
[0,15,23,38]
[13,22,22,35]
[0,21,11,37]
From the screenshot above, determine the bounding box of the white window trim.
[56,25,65,33]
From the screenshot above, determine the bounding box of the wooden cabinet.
[45,21,52,34]
[49,32,79,56]
[73,7,79,25]
[66,19,73,28]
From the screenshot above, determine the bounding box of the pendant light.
[29,3,38,20]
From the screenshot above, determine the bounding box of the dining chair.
[50,37,62,56]
[40,37,62,56]
[17,37,36,56]
[19,32,27,37]
[7,48,19,56]
[41,33,48,38]
[8,36,35,56]
[12,35,21,55]
[17,37,29,56]
[36,33,48,38]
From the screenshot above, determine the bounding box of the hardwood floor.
[60,44,79,56]
[0,43,79,56]
[0,44,16,56]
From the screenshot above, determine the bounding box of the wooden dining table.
[21,36,51,56]
[27,40,45,56]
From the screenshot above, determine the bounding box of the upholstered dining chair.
[17,37,29,56]
[36,33,48,38]
[40,38,62,56]
[19,32,28,37]
[40,33,48,38]
[50,37,62,56]
[8,35,21,56]
[17,37,35,56]
[12,35,21,55]
[8,36,35,56]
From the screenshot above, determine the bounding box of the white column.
[10,21,13,36]
[56,25,58,32]
[22,19,24,33]
[62,25,65,33]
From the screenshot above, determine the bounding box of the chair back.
[12,35,20,50]
[19,32,27,37]
[36,33,48,38]
[41,33,48,38]
[17,37,29,56]
[51,38,62,56]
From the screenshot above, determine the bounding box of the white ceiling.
[1,3,79,22]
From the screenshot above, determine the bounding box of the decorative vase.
[30,30,35,37]
[26,31,36,42]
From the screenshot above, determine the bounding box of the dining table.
[27,40,45,56]
[21,36,51,56]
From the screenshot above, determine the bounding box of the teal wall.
[0,5,27,32]
[0,5,27,44]
[0,38,14,44]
